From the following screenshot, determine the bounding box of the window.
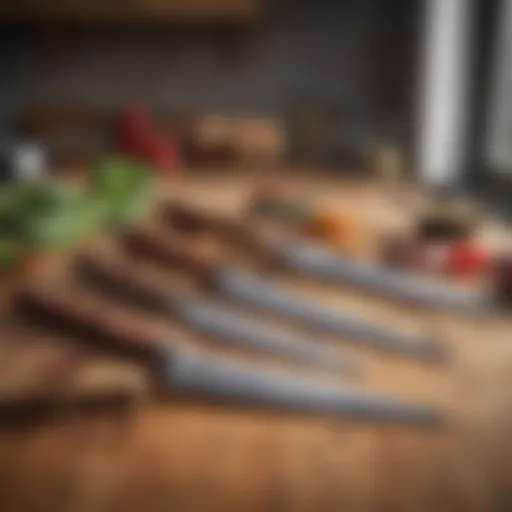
[486,0,512,171]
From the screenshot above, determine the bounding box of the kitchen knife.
[16,290,443,426]
[268,239,492,314]
[74,255,357,374]
[164,202,492,314]
[121,230,446,362]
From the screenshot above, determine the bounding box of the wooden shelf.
[0,0,260,22]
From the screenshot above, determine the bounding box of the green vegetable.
[0,155,154,269]
[91,156,153,226]
[23,196,110,248]
[0,238,22,270]
[0,181,87,238]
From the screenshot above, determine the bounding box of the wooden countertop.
[0,171,511,511]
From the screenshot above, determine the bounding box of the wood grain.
[0,171,511,511]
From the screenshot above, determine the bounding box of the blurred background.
[0,0,509,200]
[0,0,416,174]
[0,1,512,511]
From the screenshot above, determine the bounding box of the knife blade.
[164,349,443,425]
[268,238,492,314]
[122,231,446,362]
[16,290,443,426]
[74,255,357,374]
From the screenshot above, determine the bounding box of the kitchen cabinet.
[0,0,260,22]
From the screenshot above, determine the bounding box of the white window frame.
[416,0,474,187]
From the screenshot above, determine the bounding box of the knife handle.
[16,290,161,363]
[75,254,169,311]
[122,230,217,283]
[164,203,268,256]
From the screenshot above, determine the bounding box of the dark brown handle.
[16,291,160,363]
[75,254,171,312]
[164,203,266,254]
[121,229,216,283]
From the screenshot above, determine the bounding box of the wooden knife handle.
[122,229,217,283]
[16,290,161,363]
[164,203,265,253]
[75,254,174,313]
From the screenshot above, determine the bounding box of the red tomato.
[446,241,488,277]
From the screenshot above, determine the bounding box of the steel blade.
[268,237,492,314]
[162,348,444,426]
[168,294,357,374]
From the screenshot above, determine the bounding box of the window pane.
[486,0,512,170]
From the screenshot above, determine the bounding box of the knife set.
[16,204,450,427]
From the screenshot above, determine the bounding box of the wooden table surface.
[1,171,512,512]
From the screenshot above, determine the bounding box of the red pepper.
[144,133,180,176]
[117,104,180,175]
[117,104,153,158]
[446,241,488,277]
